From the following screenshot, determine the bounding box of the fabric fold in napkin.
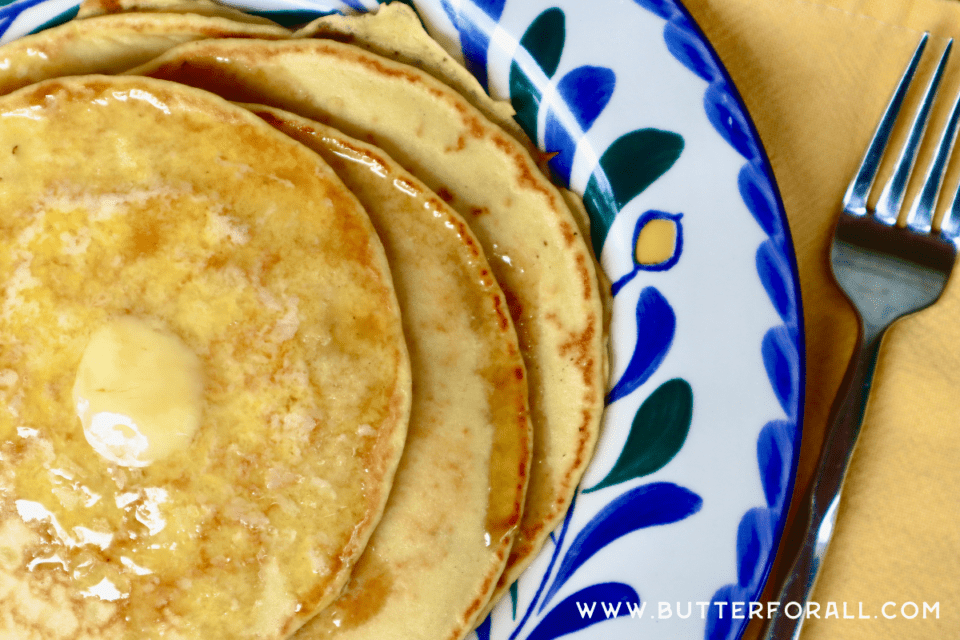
[682,0,960,637]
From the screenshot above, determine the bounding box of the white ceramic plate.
[0,1,805,638]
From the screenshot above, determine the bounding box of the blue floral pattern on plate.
[0,0,804,638]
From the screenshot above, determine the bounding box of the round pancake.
[247,104,531,640]
[0,12,289,96]
[130,37,607,601]
[0,76,410,640]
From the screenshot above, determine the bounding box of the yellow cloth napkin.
[681,0,960,637]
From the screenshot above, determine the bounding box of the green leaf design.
[520,8,565,78]
[583,378,693,493]
[508,8,565,141]
[509,64,541,142]
[584,128,684,256]
[510,580,519,619]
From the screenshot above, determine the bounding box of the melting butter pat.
[73,317,203,467]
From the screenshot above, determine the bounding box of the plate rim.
[0,1,807,638]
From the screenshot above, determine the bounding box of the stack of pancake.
[0,3,607,639]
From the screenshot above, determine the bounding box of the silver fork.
[759,32,960,640]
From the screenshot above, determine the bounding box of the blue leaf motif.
[739,161,783,244]
[439,0,457,26]
[545,65,616,183]
[736,508,773,591]
[630,0,677,20]
[704,82,758,161]
[664,17,721,83]
[756,239,795,323]
[475,614,492,640]
[556,66,616,130]
[761,326,799,419]
[474,0,507,20]
[439,0,505,90]
[540,482,702,610]
[606,286,675,404]
[0,0,53,36]
[757,420,794,511]
[527,583,640,640]
[459,19,494,90]
[543,120,576,185]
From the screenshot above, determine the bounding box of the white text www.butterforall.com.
[574,601,941,621]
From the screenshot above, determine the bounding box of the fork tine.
[844,33,929,217]
[907,40,960,233]
[874,37,953,225]
[939,165,960,241]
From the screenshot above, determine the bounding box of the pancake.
[0,76,410,639]
[76,0,282,25]
[0,12,289,96]
[293,3,528,150]
[300,4,613,415]
[246,104,530,640]
[130,37,607,601]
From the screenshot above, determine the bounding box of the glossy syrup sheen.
[249,106,531,640]
[0,77,411,640]
[132,36,606,610]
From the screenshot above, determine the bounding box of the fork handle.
[759,321,886,640]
